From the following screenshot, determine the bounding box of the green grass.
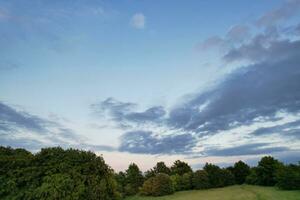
[126,185,300,200]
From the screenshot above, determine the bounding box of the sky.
[1,0,300,171]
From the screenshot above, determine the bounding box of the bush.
[276,164,300,190]
[170,174,182,191]
[246,167,259,185]
[141,173,174,196]
[192,170,209,189]
[181,172,192,190]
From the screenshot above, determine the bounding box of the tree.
[219,169,235,186]
[125,163,144,195]
[181,172,192,190]
[203,163,222,188]
[171,160,192,175]
[256,156,283,186]
[232,161,250,184]
[246,167,259,185]
[141,173,174,196]
[192,170,210,190]
[0,146,121,200]
[153,162,171,175]
[276,164,300,190]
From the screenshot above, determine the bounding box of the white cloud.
[130,13,145,29]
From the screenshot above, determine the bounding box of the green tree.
[171,160,192,175]
[276,164,300,190]
[256,156,283,186]
[141,173,174,196]
[232,161,250,184]
[203,163,222,188]
[192,170,210,189]
[125,163,144,195]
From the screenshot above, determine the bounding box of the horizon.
[1,0,300,172]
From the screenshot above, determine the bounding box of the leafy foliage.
[141,173,174,196]
[171,160,192,175]
[232,161,250,184]
[276,163,300,190]
[0,146,120,200]
[192,170,209,190]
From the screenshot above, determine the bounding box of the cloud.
[130,13,145,29]
[251,119,300,139]
[204,143,290,156]
[168,44,300,135]
[256,0,300,28]
[196,36,224,51]
[119,130,196,155]
[91,98,166,128]
[0,102,49,133]
[223,29,300,63]
[226,25,251,43]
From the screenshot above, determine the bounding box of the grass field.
[126,185,300,200]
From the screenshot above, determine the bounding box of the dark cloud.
[204,143,290,156]
[0,102,49,133]
[223,34,300,63]
[252,120,300,139]
[0,102,84,147]
[168,40,300,135]
[92,98,166,128]
[256,0,300,28]
[119,131,196,155]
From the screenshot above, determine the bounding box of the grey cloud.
[0,102,85,147]
[0,102,49,133]
[205,143,290,156]
[196,36,224,51]
[168,43,300,135]
[252,119,300,139]
[92,98,166,128]
[119,131,196,155]
[226,25,251,43]
[256,0,300,28]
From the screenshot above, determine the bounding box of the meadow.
[126,185,300,200]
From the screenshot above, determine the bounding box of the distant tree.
[181,172,193,190]
[153,162,171,175]
[171,160,192,175]
[219,169,235,186]
[170,174,182,191]
[276,164,300,190]
[141,173,174,196]
[256,156,283,186]
[203,163,222,188]
[145,162,170,179]
[125,163,144,195]
[246,167,259,185]
[192,170,210,190]
[232,161,250,184]
[115,172,126,195]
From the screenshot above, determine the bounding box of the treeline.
[115,158,300,197]
[0,146,299,200]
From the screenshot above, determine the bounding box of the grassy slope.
[126,185,300,200]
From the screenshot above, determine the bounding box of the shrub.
[141,173,174,196]
[276,164,300,190]
[181,172,192,190]
[192,170,210,189]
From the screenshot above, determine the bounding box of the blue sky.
[1,0,300,171]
